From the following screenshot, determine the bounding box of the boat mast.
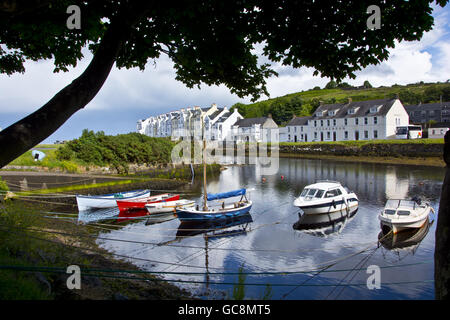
[202,115,208,211]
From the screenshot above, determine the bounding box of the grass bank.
[0,198,191,300]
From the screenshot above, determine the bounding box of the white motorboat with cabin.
[378,198,434,234]
[293,181,358,215]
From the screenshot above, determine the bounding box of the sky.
[0,4,449,144]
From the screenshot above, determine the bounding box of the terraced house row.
[282,98,410,142]
[137,104,279,143]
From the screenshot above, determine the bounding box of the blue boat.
[177,117,252,222]
[176,188,252,221]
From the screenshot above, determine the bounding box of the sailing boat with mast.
[176,115,252,222]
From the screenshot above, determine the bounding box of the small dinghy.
[293,181,358,215]
[76,189,150,211]
[176,189,253,221]
[378,197,434,234]
[116,193,180,211]
[145,199,195,214]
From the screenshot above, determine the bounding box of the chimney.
[347,97,352,104]
[319,101,324,106]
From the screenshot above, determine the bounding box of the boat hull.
[76,190,150,211]
[176,202,253,221]
[379,203,432,234]
[117,194,180,211]
[379,215,429,234]
[294,197,358,215]
[145,200,195,214]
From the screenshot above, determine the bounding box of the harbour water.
[96,157,444,300]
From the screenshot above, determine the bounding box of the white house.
[285,98,409,142]
[137,103,243,141]
[211,108,244,141]
[232,116,279,143]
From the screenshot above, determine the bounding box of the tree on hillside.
[363,80,373,88]
[325,80,338,89]
[0,0,448,168]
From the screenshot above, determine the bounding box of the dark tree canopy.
[0,0,448,168]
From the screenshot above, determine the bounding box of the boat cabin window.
[315,190,325,198]
[397,210,410,216]
[325,189,340,198]
[300,188,323,198]
[384,209,396,215]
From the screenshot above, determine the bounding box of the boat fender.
[332,200,336,208]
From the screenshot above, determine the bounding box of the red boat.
[116,193,180,211]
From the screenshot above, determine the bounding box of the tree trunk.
[0,11,137,168]
[435,130,450,299]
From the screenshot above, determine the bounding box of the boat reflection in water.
[293,206,358,237]
[378,219,432,260]
[78,207,120,224]
[175,212,253,240]
[78,207,176,225]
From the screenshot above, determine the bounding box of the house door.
[320,132,324,141]
[305,134,308,142]
[355,131,359,141]
[333,132,336,141]
[294,136,297,142]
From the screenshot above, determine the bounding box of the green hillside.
[232,81,450,126]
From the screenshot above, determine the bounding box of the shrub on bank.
[56,130,175,174]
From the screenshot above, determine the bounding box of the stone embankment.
[278,142,443,158]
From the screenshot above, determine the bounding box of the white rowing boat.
[76,189,150,211]
[145,199,195,214]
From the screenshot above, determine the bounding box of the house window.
[320,120,324,126]
[333,119,336,126]
[364,130,369,139]
[327,132,331,140]
[288,127,290,132]
[355,118,359,125]
[327,119,330,126]
[364,117,368,125]
[344,131,348,139]
[314,132,318,139]
[344,118,348,126]
[374,117,378,124]
[314,120,317,127]
[288,134,291,141]
[374,130,378,139]
[301,126,303,132]
[294,126,297,132]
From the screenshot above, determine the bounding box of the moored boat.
[76,189,150,211]
[378,198,434,234]
[293,181,358,215]
[116,193,180,211]
[176,189,252,221]
[145,199,195,214]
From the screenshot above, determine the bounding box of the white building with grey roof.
[231,116,279,143]
[285,98,409,142]
[137,103,244,141]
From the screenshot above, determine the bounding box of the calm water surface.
[96,157,445,300]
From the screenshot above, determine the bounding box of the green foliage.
[0,177,8,192]
[56,130,175,174]
[232,265,247,300]
[363,80,373,88]
[325,80,337,89]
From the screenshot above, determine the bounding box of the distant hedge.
[56,130,175,173]
[0,176,8,192]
